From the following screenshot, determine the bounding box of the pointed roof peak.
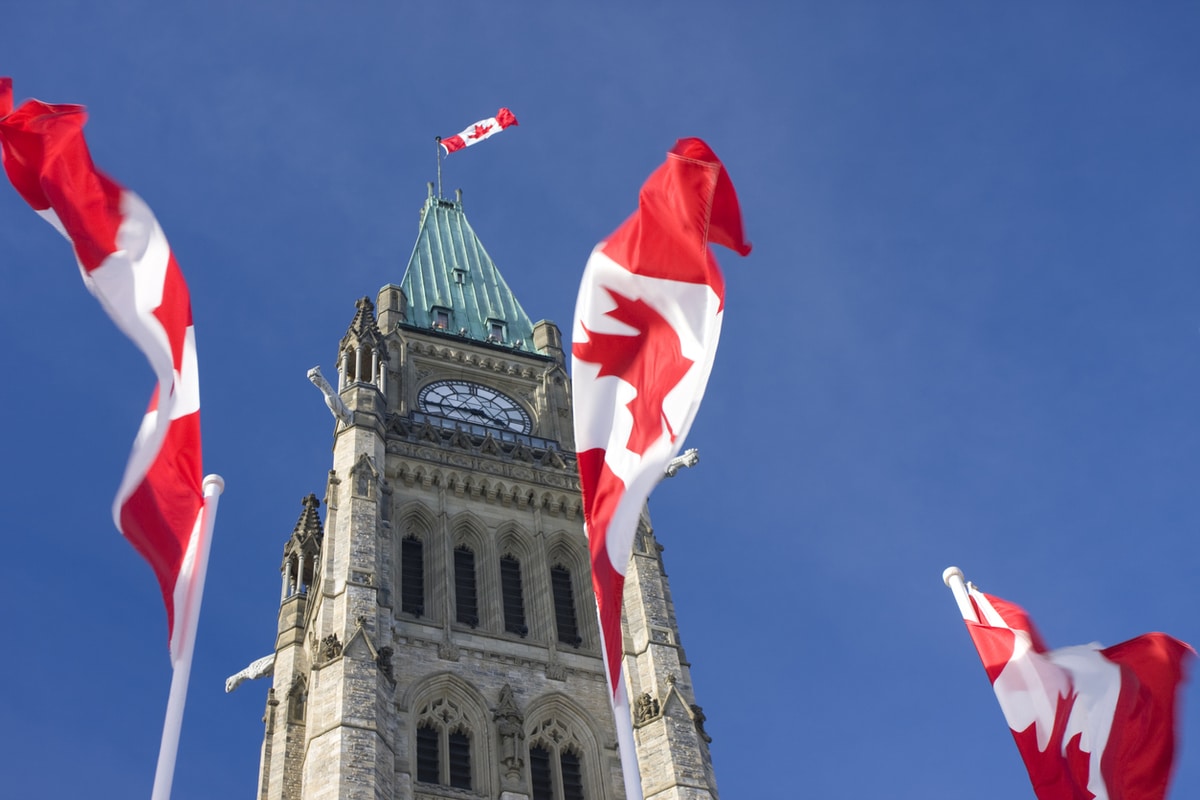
[341,295,386,351]
[285,493,323,555]
[401,188,537,353]
[350,296,377,330]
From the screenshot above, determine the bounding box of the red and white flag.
[959,582,1192,800]
[572,138,750,797]
[439,107,518,154]
[0,78,205,665]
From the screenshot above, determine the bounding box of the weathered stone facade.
[257,193,717,800]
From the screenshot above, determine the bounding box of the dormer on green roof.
[399,185,536,352]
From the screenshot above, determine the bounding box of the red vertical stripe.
[1100,633,1194,800]
[0,97,123,270]
[601,137,751,305]
[577,447,628,692]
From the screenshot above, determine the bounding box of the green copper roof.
[399,187,536,353]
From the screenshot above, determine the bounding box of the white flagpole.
[612,677,644,800]
[594,614,644,800]
[942,566,979,623]
[151,474,225,800]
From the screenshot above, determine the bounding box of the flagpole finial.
[943,566,978,623]
[203,474,225,496]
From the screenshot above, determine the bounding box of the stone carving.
[385,414,412,438]
[633,692,660,726]
[225,652,276,693]
[691,704,712,743]
[448,427,473,449]
[263,688,278,733]
[418,421,441,443]
[542,473,570,489]
[438,641,460,662]
[480,432,502,456]
[663,447,700,478]
[326,470,339,508]
[307,365,352,425]
[377,646,395,682]
[494,685,526,787]
[320,633,343,661]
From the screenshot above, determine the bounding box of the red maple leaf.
[468,123,494,140]
[1010,690,1096,800]
[573,289,693,455]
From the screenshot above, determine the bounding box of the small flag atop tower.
[439,107,519,154]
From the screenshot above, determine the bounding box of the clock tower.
[256,185,719,800]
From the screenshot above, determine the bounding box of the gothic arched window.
[287,676,307,724]
[454,545,479,628]
[529,719,585,800]
[550,564,581,647]
[401,535,425,617]
[416,698,473,790]
[500,554,527,637]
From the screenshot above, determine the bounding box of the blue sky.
[3,3,1199,798]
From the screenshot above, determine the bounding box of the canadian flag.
[0,78,206,664]
[960,581,1192,800]
[439,107,518,154]
[572,138,750,798]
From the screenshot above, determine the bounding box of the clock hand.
[425,399,481,420]
[425,398,511,428]
[452,405,503,425]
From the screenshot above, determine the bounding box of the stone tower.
[257,185,717,800]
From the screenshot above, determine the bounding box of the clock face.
[418,380,532,434]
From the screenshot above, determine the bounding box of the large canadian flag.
[0,78,205,665]
[962,583,1192,800]
[572,138,750,798]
